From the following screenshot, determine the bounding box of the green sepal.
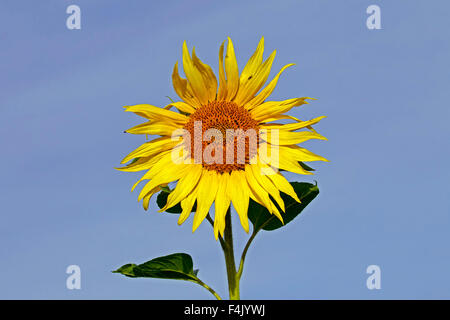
[279,162,315,172]
[298,161,315,172]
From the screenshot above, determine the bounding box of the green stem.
[223,208,240,300]
[237,217,273,280]
[236,229,257,280]
[193,277,222,300]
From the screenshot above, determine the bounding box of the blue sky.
[1,0,449,299]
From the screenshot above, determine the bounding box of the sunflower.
[118,37,327,239]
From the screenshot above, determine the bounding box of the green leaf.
[248,182,319,231]
[113,253,199,282]
[113,263,138,277]
[156,191,182,213]
[156,191,197,214]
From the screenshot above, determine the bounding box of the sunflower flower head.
[118,37,328,239]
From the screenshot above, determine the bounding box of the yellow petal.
[161,164,203,212]
[214,173,231,239]
[250,97,311,121]
[239,50,276,107]
[258,144,313,176]
[225,37,240,101]
[192,170,219,232]
[239,37,265,86]
[172,62,201,107]
[182,41,209,106]
[279,145,329,162]
[121,137,181,164]
[137,152,188,200]
[137,167,187,201]
[260,116,326,131]
[228,171,250,233]
[178,186,198,225]
[258,161,301,203]
[192,47,217,102]
[244,63,295,109]
[273,154,314,176]
[217,41,228,101]
[116,150,168,173]
[125,121,182,136]
[143,185,165,210]
[262,130,328,145]
[250,163,285,212]
[258,114,300,123]
[164,101,196,114]
[124,104,188,124]
[235,37,276,106]
[244,165,283,222]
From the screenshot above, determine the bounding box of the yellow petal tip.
[192,222,200,232]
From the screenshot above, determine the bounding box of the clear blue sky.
[1,0,449,299]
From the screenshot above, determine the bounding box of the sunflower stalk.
[223,208,240,300]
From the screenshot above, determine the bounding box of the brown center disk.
[183,100,260,174]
